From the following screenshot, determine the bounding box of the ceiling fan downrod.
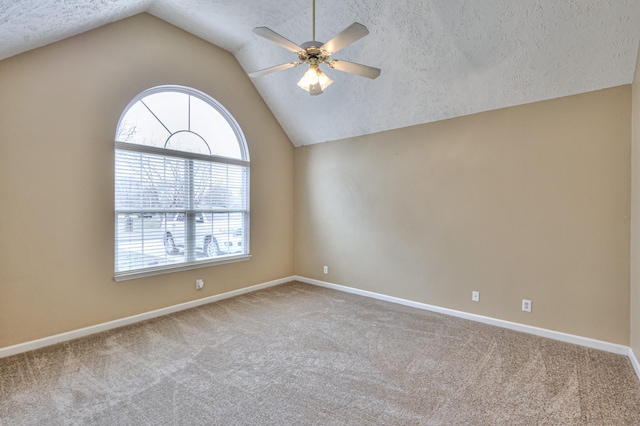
[312,0,316,41]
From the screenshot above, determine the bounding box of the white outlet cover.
[472,291,479,302]
[196,279,204,289]
[323,266,328,274]
[522,299,532,312]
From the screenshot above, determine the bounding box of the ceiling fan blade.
[253,27,303,53]
[248,62,300,78]
[329,60,381,79]
[321,22,369,54]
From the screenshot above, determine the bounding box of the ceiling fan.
[248,0,381,96]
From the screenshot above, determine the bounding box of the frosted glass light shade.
[297,65,333,95]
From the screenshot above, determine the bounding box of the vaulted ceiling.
[2,0,640,146]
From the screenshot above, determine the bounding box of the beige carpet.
[1,281,639,425]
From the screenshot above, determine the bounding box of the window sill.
[114,254,251,282]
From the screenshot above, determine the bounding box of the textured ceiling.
[1,0,640,146]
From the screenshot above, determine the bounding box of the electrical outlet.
[522,299,532,312]
[196,279,204,290]
[472,291,480,302]
[323,265,328,274]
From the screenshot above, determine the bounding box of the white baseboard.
[5,275,639,381]
[0,276,295,359]
[630,348,640,379]
[295,276,631,357]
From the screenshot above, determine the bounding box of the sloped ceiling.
[1,0,640,146]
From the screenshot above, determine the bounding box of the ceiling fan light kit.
[297,64,333,95]
[249,0,380,95]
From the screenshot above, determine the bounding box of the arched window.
[114,86,250,280]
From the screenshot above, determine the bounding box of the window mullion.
[186,158,196,262]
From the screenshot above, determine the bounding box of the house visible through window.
[114,86,250,280]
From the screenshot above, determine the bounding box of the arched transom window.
[114,86,250,280]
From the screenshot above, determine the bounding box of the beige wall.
[295,87,631,344]
[631,44,640,355]
[0,12,633,350]
[0,14,295,348]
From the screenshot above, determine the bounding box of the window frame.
[113,85,250,282]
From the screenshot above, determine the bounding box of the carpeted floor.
[1,281,639,425]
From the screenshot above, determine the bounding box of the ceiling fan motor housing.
[298,41,330,65]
